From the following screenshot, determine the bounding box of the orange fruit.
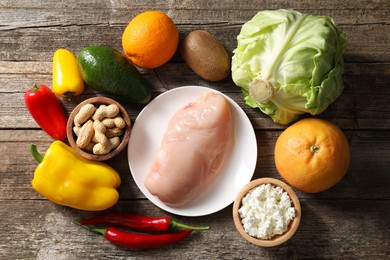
[122,11,179,69]
[274,118,350,193]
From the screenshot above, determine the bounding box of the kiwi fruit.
[181,30,230,82]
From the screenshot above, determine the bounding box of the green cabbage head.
[231,9,347,124]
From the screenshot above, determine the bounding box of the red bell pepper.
[24,84,68,140]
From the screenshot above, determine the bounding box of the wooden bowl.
[67,97,131,161]
[232,178,301,247]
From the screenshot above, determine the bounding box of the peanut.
[84,142,96,152]
[74,104,97,126]
[101,118,115,128]
[76,120,94,149]
[73,125,81,136]
[106,127,124,138]
[92,120,109,148]
[93,137,121,155]
[102,117,126,129]
[92,104,119,121]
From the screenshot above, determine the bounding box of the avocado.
[77,46,151,104]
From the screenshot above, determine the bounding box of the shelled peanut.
[73,103,126,155]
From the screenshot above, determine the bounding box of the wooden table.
[1,1,389,259]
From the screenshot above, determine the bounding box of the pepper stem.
[64,91,75,101]
[30,144,44,163]
[75,222,107,236]
[248,78,275,103]
[31,84,41,92]
[170,220,210,230]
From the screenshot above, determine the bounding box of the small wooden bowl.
[233,178,301,247]
[67,97,131,161]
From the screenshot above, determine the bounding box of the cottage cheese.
[238,183,296,239]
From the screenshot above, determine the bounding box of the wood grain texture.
[0,200,389,259]
[0,0,389,259]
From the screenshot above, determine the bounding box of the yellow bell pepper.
[30,141,121,211]
[52,48,84,99]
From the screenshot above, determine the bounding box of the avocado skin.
[77,46,151,105]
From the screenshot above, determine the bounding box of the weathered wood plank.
[0,0,389,62]
[1,90,389,131]
[1,23,389,63]
[1,129,389,201]
[0,199,388,259]
[1,61,389,94]
[1,0,388,28]
[1,61,389,130]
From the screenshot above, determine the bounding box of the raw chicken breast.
[144,92,235,206]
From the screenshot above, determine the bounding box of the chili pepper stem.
[75,221,106,236]
[169,220,210,230]
[30,143,43,163]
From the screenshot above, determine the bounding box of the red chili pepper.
[79,212,209,231]
[79,224,192,249]
[24,84,67,140]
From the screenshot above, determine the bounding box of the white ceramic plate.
[128,86,257,217]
